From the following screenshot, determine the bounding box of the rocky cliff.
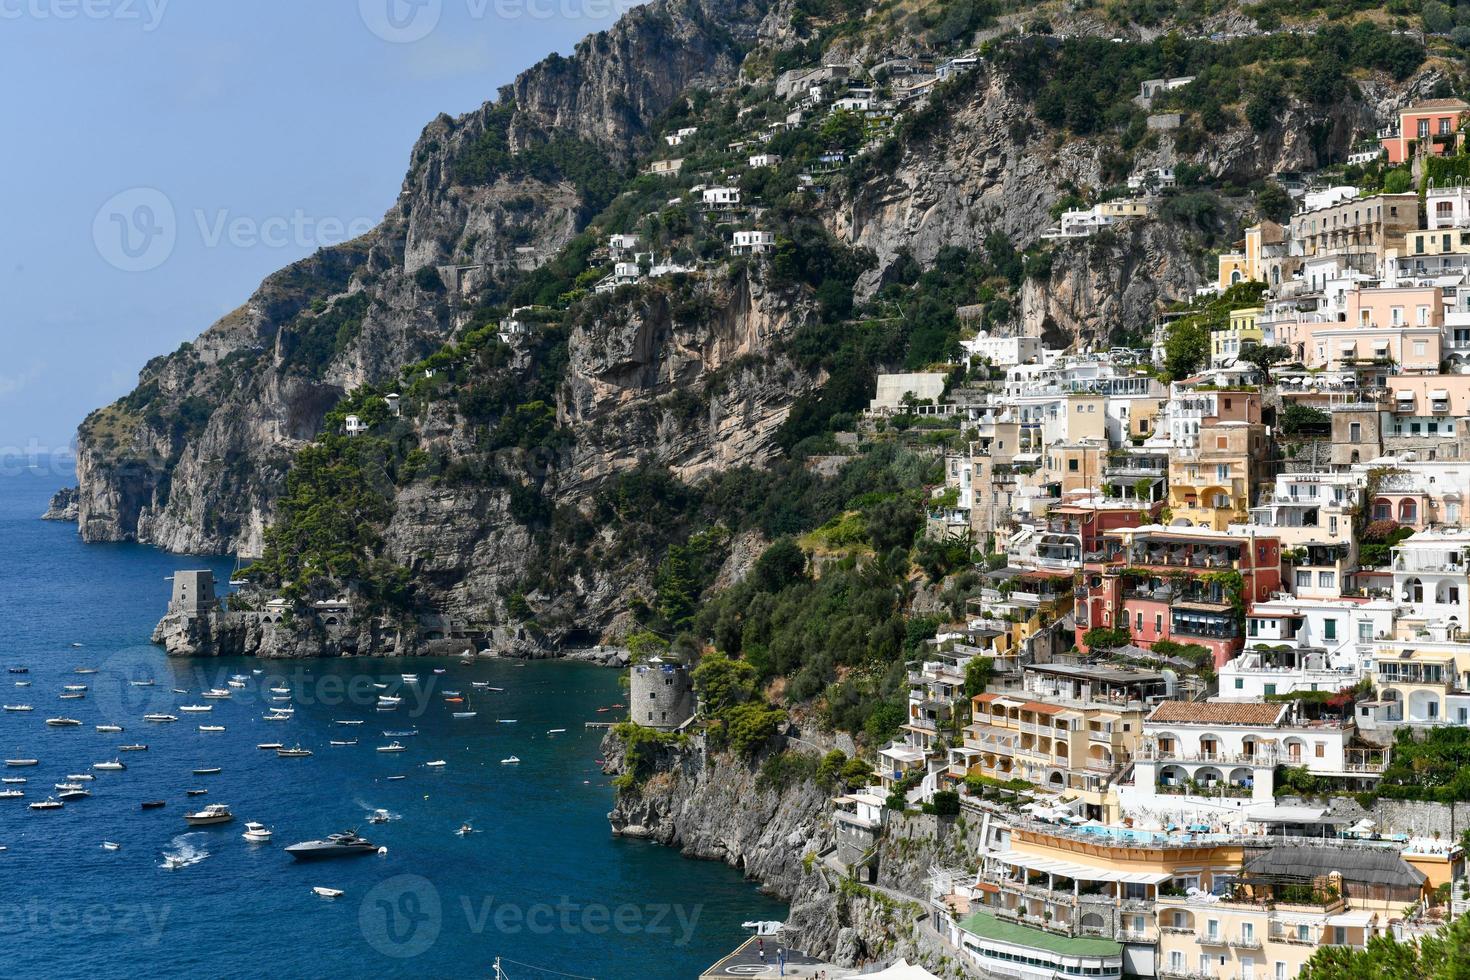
[42,486,78,522]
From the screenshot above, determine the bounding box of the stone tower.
[628,656,695,731]
[169,570,218,617]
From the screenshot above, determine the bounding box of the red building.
[1035,496,1161,566]
[1381,98,1470,165]
[1076,526,1282,668]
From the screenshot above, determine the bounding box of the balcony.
[1196,934,1229,947]
[1228,936,1263,950]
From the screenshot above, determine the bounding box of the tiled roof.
[1404,98,1470,112]
[1146,701,1286,726]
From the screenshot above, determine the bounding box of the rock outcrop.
[41,486,78,522]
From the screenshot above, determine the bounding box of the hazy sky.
[0,0,633,460]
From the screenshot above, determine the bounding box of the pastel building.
[1380,98,1470,165]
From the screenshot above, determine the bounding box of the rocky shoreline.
[41,486,79,522]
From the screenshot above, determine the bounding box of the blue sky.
[0,0,631,459]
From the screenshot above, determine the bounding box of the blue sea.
[0,467,784,978]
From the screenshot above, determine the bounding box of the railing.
[1228,937,1263,950]
[1195,934,1228,946]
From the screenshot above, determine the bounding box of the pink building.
[1301,286,1444,374]
[1381,99,1470,165]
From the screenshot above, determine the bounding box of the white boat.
[251,669,263,675]
[96,724,123,733]
[500,756,520,765]
[276,746,311,758]
[1,776,24,783]
[58,692,85,700]
[29,798,62,810]
[452,712,477,719]
[329,740,357,746]
[367,809,390,824]
[425,760,446,768]
[129,680,156,687]
[101,841,121,851]
[377,696,402,706]
[263,712,292,721]
[198,725,226,733]
[192,767,222,775]
[118,744,148,752]
[312,887,344,898]
[55,783,84,791]
[179,705,212,713]
[58,789,90,801]
[257,743,283,750]
[161,855,189,870]
[5,759,39,767]
[335,720,363,726]
[74,664,96,670]
[373,683,388,690]
[183,803,233,826]
[471,682,489,689]
[0,789,23,799]
[3,705,31,712]
[268,705,294,714]
[546,728,567,734]
[226,680,246,689]
[496,719,517,724]
[62,685,87,692]
[269,687,289,695]
[45,717,82,727]
[171,689,187,695]
[376,742,406,753]
[400,674,418,683]
[143,714,177,723]
[65,774,94,781]
[456,822,473,836]
[385,775,406,781]
[13,681,30,687]
[92,760,126,771]
[201,689,231,699]
[242,822,272,843]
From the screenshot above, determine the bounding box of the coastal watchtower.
[169,570,218,617]
[629,656,695,731]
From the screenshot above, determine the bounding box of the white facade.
[961,334,1041,368]
[747,153,780,168]
[730,230,776,254]
[344,414,368,436]
[607,233,639,255]
[701,186,740,207]
[1390,532,1470,634]
[1426,183,1470,229]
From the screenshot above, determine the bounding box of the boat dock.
[584,721,614,729]
[699,937,850,978]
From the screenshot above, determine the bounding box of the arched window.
[1405,577,1424,604]
[1399,498,1418,524]
[1373,498,1392,522]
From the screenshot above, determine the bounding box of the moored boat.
[183,803,233,826]
[285,831,378,861]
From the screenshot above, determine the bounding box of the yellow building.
[1217,222,1283,291]
[1168,421,1267,530]
[1212,307,1264,368]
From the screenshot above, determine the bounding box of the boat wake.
[357,801,400,822]
[160,833,210,869]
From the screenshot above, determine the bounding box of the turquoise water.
[0,468,785,978]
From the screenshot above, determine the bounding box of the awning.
[1373,340,1390,351]
[1430,389,1449,400]
[987,850,1171,885]
[1397,390,1415,401]
[1326,911,1376,928]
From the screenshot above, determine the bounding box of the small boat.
[143,714,177,723]
[496,719,517,724]
[55,783,85,791]
[141,800,166,809]
[198,725,226,733]
[29,798,62,810]
[95,724,123,733]
[5,759,39,767]
[7,667,28,674]
[192,767,222,775]
[500,756,520,765]
[276,746,311,758]
[268,705,294,714]
[263,713,291,722]
[269,687,289,695]
[285,831,378,861]
[58,693,85,700]
[546,728,566,734]
[425,760,446,768]
[312,887,344,898]
[257,743,283,750]
[66,774,95,782]
[609,703,624,709]
[400,674,418,683]
[74,667,98,674]
[1,777,24,783]
[13,681,30,687]
[201,689,231,699]
[335,720,363,726]
[3,704,31,712]
[184,803,233,826]
[186,789,208,797]
[57,789,90,801]
[179,705,212,713]
[251,669,263,675]
[118,744,148,752]
[329,740,357,746]
[472,682,489,689]
[433,669,446,675]
[242,822,272,843]
[101,841,121,851]
[444,697,464,704]
[373,683,389,690]
[452,712,477,719]
[376,742,406,753]
[443,690,461,696]
[226,680,246,689]
[62,684,87,692]
[46,717,82,727]
[367,809,390,824]
[93,760,126,771]
[171,688,187,695]
[456,823,473,836]
[382,729,417,738]
[385,775,406,781]
[0,789,23,799]
[161,855,189,870]
[129,680,156,688]
[377,696,402,706]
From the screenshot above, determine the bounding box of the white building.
[1390,531,1470,636]
[1426,182,1470,229]
[1219,596,1396,699]
[344,414,368,436]
[748,153,780,168]
[730,230,776,255]
[961,334,1042,368]
[663,127,697,147]
[700,186,741,207]
[608,233,639,256]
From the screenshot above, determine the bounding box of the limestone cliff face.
[42,486,78,522]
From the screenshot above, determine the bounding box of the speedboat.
[118,744,148,752]
[161,854,189,870]
[93,760,126,771]
[312,887,344,898]
[74,664,96,671]
[385,775,406,781]
[13,681,30,687]
[101,841,121,851]
[201,689,231,699]
[329,740,357,746]
[269,687,289,695]
[6,667,27,674]
[185,789,208,797]
[65,774,95,781]
[5,759,39,767]
[143,714,177,723]
[45,717,81,726]
[276,746,311,758]
[141,800,166,809]
[62,685,87,692]
[192,767,222,775]
[257,743,283,750]
[382,729,416,737]
[183,803,233,826]
[58,693,85,700]
[433,669,446,675]
[3,705,31,712]
[171,689,187,695]
[471,682,489,689]
[367,809,390,824]
[500,756,520,765]
[0,789,23,799]
[55,783,85,791]
[1,777,24,784]
[268,705,294,714]
[198,725,225,733]
[456,823,473,836]
[452,712,477,719]
[226,680,246,689]
[376,742,406,753]
[546,728,567,734]
[129,680,155,687]
[242,822,272,843]
[425,760,446,768]
[373,683,388,690]
[285,831,378,861]
[179,705,212,713]
[96,724,123,733]
[377,696,402,706]
[400,674,418,683]
[57,789,90,802]
[263,713,291,721]
[335,720,363,726]
[29,798,62,810]
[496,719,517,724]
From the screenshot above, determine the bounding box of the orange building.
[1381,98,1470,165]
